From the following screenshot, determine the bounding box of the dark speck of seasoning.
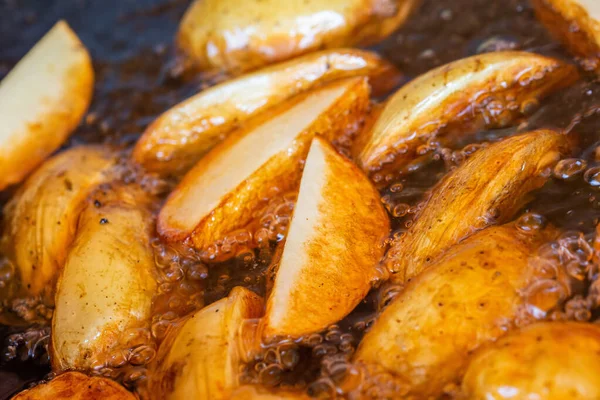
[100,218,109,225]
[64,179,73,191]
[94,200,102,208]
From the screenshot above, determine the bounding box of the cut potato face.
[385,129,570,284]
[356,52,577,178]
[0,146,116,304]
[133,49,400,175]
[147,287,264,400]
[51,184,157,371]
[11,372,135,400]
[533,0,600,70]
[462,322,600,400]
[158,77,370,250]
[0,20,94,190]
[353,223,558,399]
[232,386,310,399]
[262,137,389,339]
[178,0,420,74]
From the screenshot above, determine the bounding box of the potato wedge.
[532,0,600,70]
[232,386,310,399]
[158,77,370,249]
[356,52,577,178]
[146,287,264,400]
[12,372,135,400]
[177,0,420,74]
[353,223,558,399]
[385,129,570,284]
[133,49,400,175]
[0,146,116,304]
[0,21,94,190]
[462,322,600,400]
[51,184,157,371]
[262,137,389,339]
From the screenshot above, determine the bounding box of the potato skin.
[0,21,93,190]
[178,0,420,74]
[0,146,116,305]
[462,322,600,400]
[385,129,570,284]
[51,184,157,371]
[532,0,600,71]
[353,223,558,399]
[133,49,400,175]
[147,287,264,400]
[356,52,577,179]
[11,372,135,400]
[158,78,370,250]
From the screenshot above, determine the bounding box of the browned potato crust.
[51,184,157,371]
[0,146,116,305]
[0,21,93,190]
[532,0,600,71]
[353,223,559,398]
[462,322,600,400]
[11,372,135,400]
[158,78,370,250]
[385,129,570,284]
[146,287,264,400]
[356,52,577,180]
[262,137,390,339]
[178,0,420,74]
[133,49,400,175]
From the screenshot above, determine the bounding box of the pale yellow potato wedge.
[146,287,264,400]
[51,184,157,371]
[356,52,577,178]
[232,386,310,399]
[533,0,600,70]
[12,372,135,400]
[177,0,420,74]
[385,129,570,284]
[262,137,389,339]
[133,49,400,175]
[158,77,370,249]
[0,146,116,304]
[462,322,600,400]
[353,223,558,399]
[0,21,93,190]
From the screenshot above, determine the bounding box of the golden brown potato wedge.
[0,21,93,190]
[146,287,264,400]
[262,137,389,339]
[353,223,558,399]
[356,52,577,178]
[533,0,600,70]
[158,77,370,250]
[462,322,600,400]
[177,0,420,74]
[11,372,135,400]
[0,146,116,304]
[385,129,570,284]
[133,49,400,176]
[51,184,157,371]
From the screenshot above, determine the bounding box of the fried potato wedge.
[356,52,577,178]
[262,137,389,339]
[158,78,370,249]
[0,21,93,190]
[353,223,558,399]
[133,49,399,175]
[12,372,135,400]
[147,287,264,400]
[51,184,157,371]
[177,0,420,74]
[0,146,116,304]
[232,386,310,399]
[533,0,600,70]
[462,322,600,400]
[385,129,570,284]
